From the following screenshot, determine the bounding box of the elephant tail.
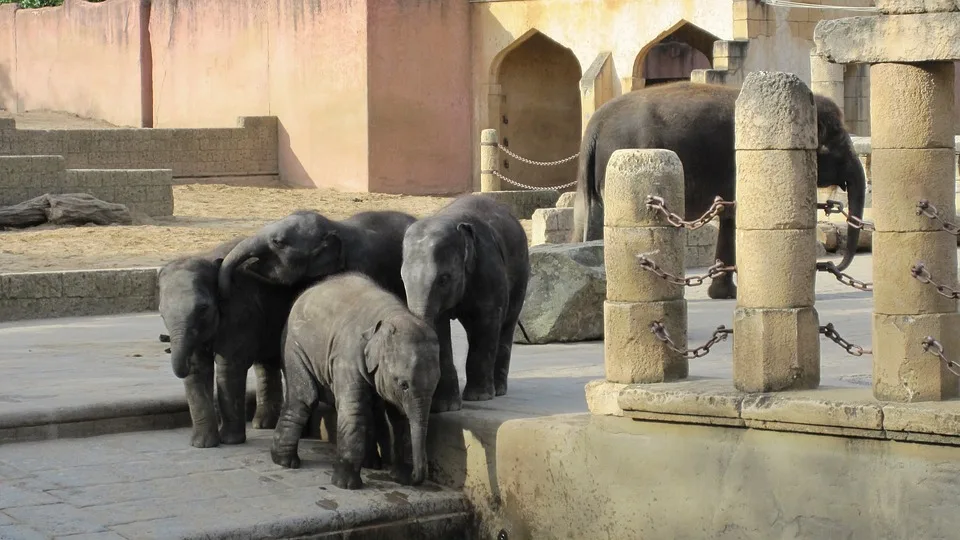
[571,125,600,242]
[517,321,531,344]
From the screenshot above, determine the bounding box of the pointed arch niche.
[488,30,582,191]
[632,21,717,90]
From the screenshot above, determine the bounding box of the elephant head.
[813,94,867,271]
[218,210,343,298]
[362,316,440,485]
[400,219,474,323]
[158,258,221,379]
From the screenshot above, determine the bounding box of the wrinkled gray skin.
[157,238,296,448]
[401,194,530,412]
[271,273,440,490]
[217,210,417,301]
[572,81,867,299]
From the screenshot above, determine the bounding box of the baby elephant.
[271,272,440,490]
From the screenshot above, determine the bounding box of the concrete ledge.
[0,267,160,322]
[477,189,561,220]
[610,378,960,444]
[815,12,960,63]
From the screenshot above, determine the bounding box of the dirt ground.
[0,111,534,273]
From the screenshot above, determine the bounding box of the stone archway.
[495,31,582,191]
[634,22,716,89]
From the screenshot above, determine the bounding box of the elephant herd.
[158,194,530,490]
[156,80,867,490]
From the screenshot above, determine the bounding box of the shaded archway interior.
[635,23,716,87]
[496,31,582,191]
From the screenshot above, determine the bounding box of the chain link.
[817,200,875,231]
[921,337,960,377]
[916,199,960,236]
[636,254,737,287]
[486,169,579,191]
[910,262,960,299]
[645,195,735,230]
[650,321,733,359]
[819,323,872,356]
[496,143,580,167]
[816,261,873,291]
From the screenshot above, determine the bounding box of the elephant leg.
[495,299,524,397]
[271,355,320,469]
[431,316,462,413]
[361,401,383,470]
[362,397,391,470]
[331,384,373,490]
[252,361,283,430]
[215,354,250,445]
[183,354,219,448]
[385,402,414,485]
[708,215,737,300]
[461,313,501,402]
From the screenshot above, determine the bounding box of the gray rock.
[556,191,576,208]
[514,241,605,344]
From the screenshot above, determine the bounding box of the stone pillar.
[810,51,846,112]
[732,72,821,393]
[480,129,500,192]
[603,149,688,383]
[870,61,960,402]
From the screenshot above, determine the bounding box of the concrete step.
[0,428,474,540]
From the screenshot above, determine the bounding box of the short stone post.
[870,61,960,402]
[480,129,501,192]
[603,150,688,383]
[732,72,821,393]
[810,51,845,112]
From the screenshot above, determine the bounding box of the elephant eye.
[271,236,287,248]
[437,274,450,285]
[399,381,410,391]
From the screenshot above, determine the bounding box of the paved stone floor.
[0,250,881,538]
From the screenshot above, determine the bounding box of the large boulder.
[514,241,605,344]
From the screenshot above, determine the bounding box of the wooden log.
[0,193,133,229]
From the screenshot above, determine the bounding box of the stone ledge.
[814,12,960,63]
[600,378,960,444]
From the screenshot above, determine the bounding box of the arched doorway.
[634,22,716,88]
[495,31,582,191]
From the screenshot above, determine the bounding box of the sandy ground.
[0,111,535,273]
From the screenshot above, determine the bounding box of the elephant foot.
[430,393,462,413]
[219,426,247,445]
[190,428,220,449]
[332,460,363,490]
[252,406,282,430]
[707,279,737,300]
[362,448,383,470]
[271,447,301,469]
[494,379,508,397]
[462,383,495,402]
[391,463,414,486]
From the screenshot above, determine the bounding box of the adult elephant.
[571,81,866,300]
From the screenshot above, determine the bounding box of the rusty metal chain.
[650,321,732,359]
[816,261,873,292]
[910,262,960,299]
[819,323,872,356]
[636,254,737,287]
[921,337,960,377]
[645,195,735,230]
[817,200,875,231]
[916,199,960,236]
[486,169,578,191]
[496,143,580,167]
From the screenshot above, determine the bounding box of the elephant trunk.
[168,329,193,379]
[407,398,431,485]
[217,236,266,299]
[836,154,867,272]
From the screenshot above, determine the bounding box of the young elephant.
[158,238,297,448]
[271,272,440,490]
[217,210,417,302]
[400,194,530,412]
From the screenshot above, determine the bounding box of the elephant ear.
[457,222,476,274]
[306,230,344,279]
[361,319,395,375]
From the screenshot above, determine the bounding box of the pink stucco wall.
[366,0,472,195]
[14,0,144,127]
[0,4,16,112]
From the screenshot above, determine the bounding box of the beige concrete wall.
[0,4,16,113]
[367,0,472,195]
[495,414,960,539]
[14,0,145,128]
[470,0,734,191]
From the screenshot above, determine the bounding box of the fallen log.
[0,193,133,229]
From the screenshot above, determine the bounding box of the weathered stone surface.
[736,228,818,309]
[877,0,957,15]
[531,207,574,245]
[740,392,883,430]
[685,222,720,267]
[872,148,956,232]
[883,399,960,435]
[872,312,960,402]
[584,380,626,416]
[604,299,688,384]
[556,191,576,208]
[815,13,960,63]
[818,222,840,252]
[603,149,684,228]
[605,226,684,302]
[873,230,958,315]
[476,189,560,220]
[733,306,821,392]
[618,379,744,419]
[735,150,818,230]
[513,241,605,344]
[871,62,955,150]
[735,71,817,151]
